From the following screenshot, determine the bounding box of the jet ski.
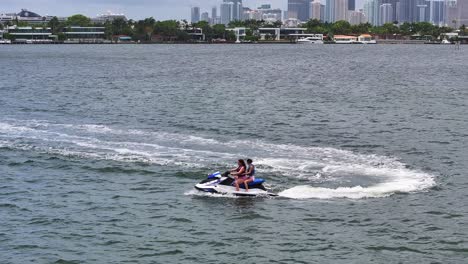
[194,171,277,197]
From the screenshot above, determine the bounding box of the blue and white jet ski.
[194,171,277,197]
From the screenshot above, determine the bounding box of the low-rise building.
[7,26,54,43]
[63,26,106,43]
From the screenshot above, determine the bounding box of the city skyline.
[1,0,366,20]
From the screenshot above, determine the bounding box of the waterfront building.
[335,0,349,21]
[7,26,54,43]
[185,27,205,41]
[310,0,323,20]
[63,26,105,43]
[191,7,201,23]
[226,27,246,42]
[92,11,127,23]
[201,12,210,22]
[288,0,311,21]
[380,3,394,24]
[349,10,367,24]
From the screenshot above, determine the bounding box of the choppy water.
[0,44,467,263]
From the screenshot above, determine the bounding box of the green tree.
[332,20,352,35]
[154,20,180,40]
[47,16,62,34]
[228,20,245,28]
[66,14,91,27]
[212,24,226,39]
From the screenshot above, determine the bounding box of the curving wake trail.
[0,119,436,199]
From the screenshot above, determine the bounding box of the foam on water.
[0,119,436,199]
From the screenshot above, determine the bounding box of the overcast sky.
[1,0,363,20]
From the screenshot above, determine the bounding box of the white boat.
[0,39,11,44]
[297,34,324,44]
[441,39,452,44]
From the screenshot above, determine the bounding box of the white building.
[92,11,127,23]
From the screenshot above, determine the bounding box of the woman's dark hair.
[238,159,246,167]
[246,159,253,164]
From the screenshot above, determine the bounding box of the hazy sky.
[2,0,363,20]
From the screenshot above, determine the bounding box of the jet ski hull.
[194,173,277,197]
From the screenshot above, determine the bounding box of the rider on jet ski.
[232,159,255,192]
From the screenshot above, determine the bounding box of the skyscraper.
[364,0,379,25]
[212,6,217,21]
[201,12,210,22]
[429,0,445,25]
[417,3,429,22]
[349,10,367,24]
[220,1,233,25]
[348,0,356,11]
[399,0,419,23]
[191,7,200,23]
[232,1,243,21]
[334,0,349,21]
[288,0,311,21]
[325,0,335,22]
[459,0,468,26]
[380,3,394,24]
[445,0,458,27]
[310,0,323,20]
